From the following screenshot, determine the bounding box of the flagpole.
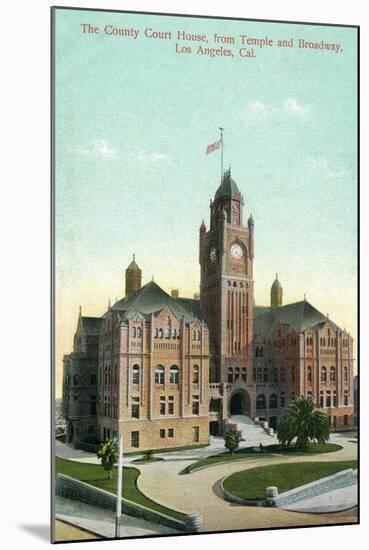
[219,127,224,183]
[115,434,123,538]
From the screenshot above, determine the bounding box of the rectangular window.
[131,431,139,448]
[131,404,139,418]
[280,393,285,407]
[344,391,349,406]
[326,391,331,407]
[160,429,165,439]
[73,395,79,401]
[192,426,200,442]
[168,396,174,415]
[90,395,96,415]
[263,368,268,382]
[168,428,174,438]
[73,375,79,385]
[192,395,199,415]
[160,396,166,415]
[333,392,337,407]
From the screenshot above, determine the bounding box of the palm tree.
[97,438,119,479]
[224,429,241,455]
[277,395,330,449]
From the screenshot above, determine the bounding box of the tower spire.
[271,275,283,308]
[125,255,142,297]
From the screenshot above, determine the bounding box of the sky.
[54,8,358,397]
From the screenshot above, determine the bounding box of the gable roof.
[175,297,206,321]
[112,281,198,322]
[254,300,341,338]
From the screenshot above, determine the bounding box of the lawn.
[56,457,186,521]
[182,442,342,474]
[223,460,357,501]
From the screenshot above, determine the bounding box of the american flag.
[206,139,221,155]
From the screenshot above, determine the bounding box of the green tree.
[277,395,330,449]
[224,429,240,455]
[97,438,119,479]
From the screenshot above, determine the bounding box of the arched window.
[255,346,259,358]
[193,330,196,339]
[260,347,264,358]
[158,328,163,339]
[344,366,348,382]
[193,365,199,384]
[307,366,312,383]
[280,367,285,382]
[235,367,240,381]
[269,394,278,409]
[228,368,233,383]
[169,365,179,384]
[132,364,140,385]
[154,328,158,338]
[198,330,201,341]
[155,365,164,384]
[137,327,142,338]
[172,328,177,339]
[132,327,136,338]
[330,367,336,381]
[242,368,247,382]
[321,367,327,382]
[256,394,266,410]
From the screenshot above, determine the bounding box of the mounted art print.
[51,6,359,543]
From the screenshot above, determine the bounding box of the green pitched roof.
[254,300,340,338]
[80,316,102,335]
[112,281,198,321]
[175,297,205,321]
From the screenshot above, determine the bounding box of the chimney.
[171,289,179,298]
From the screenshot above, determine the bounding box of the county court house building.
[62,170,355,451]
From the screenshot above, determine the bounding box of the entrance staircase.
[228,415,274,445]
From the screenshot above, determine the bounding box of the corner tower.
[199,169,254,383]
[271,274,282,308]
[125,254,142,297]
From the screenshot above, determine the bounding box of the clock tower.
[199,169,254,384]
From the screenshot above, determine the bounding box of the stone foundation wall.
[55,474,202,533]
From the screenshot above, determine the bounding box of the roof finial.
[152,275,154,281]
[304,293,306,301]
[108,297,111,309]
[276,273,278,280]
[79,305,82,317]
[133,253,135,261]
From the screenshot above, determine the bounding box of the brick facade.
[62,171,355,450]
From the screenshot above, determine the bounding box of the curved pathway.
[134,435,357,532]
[55,433,358,532]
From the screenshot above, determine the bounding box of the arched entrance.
[229,390,251,416]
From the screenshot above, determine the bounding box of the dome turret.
[271,274,283,308]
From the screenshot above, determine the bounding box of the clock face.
[210,247,217,262]
[231,243,243,259]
